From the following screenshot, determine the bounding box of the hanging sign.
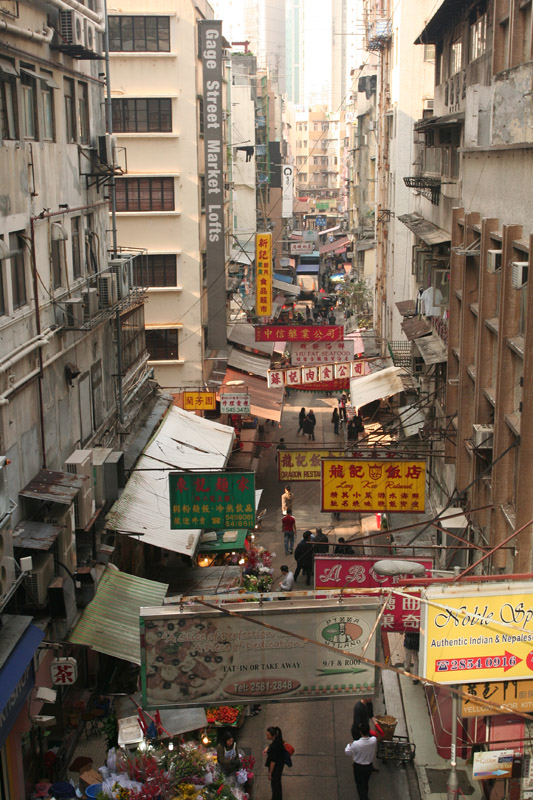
[290,242,314,254]
[256,325,344,342]
[461,679,533,717]
[220,394,251,414]
[51,657,78,685]
[183,392,216,411]
[169,471,255,530]
[321,459,426,513]
[255,232,272,317]
[278,450,344,481]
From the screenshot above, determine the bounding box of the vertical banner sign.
[282,165,294,218]
[199,21,227,351]
[256,232,272,317]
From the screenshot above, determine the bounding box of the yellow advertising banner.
[256,232,272,317]
[321,459,426,513]
[461,679,533,717]
[183,391,216,411]
[422,583,533,685]
[278,450,345,482]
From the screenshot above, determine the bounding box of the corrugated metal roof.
[414,332,448,364]
[401,317,431,340]
[20,469,85,505]
[228,323,274,354]
[397,213,451,246]
[396,300,417,317]
[12,520,62,550]
[69,567,168,664]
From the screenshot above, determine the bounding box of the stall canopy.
[115,693,207,736]
[223,367,284,422]
[228,323,274,355]
[106,406,234,557]
[227,347,271,379]
[296,263,319,275]
[69,567,168,664]
[319,236,351,255]
[397,213,451,246]
[350,366,406,409]
[273,278,300,296]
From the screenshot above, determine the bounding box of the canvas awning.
[296,263,319,275]
[223,367,284,421]
[106,406,234,557]
[228,323,274,355]
[115,693,207,735]
[398,404,426,438]
[350,366,406,409]
[344,330,365,354]
[414,332,447,364]
[397,213,451,246]
[319,236,351,255]
[69,567,168,664]
[227,346,271,379]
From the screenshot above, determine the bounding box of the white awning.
[229,247,253,266]
[227,346,271,378]
[398,404,426,438]
[106,407,235,557]
[350,366,406,409]
[228,323,274,354]
[273,279,300,296]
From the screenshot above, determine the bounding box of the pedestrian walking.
[404,630,420,684]
[304,409,316,441]
[297,407,306,435]
[281,484,294,515]
[347,419,357,441]
[277,565,294,592]
[345,722,378,800]
[265,726,286,800]
[331,407,340,435]
[339,393,348,422]
[281,511,296,555]
[294,530,314,585]
[353,412,364,440]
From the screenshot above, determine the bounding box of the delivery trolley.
[377,735,416,767]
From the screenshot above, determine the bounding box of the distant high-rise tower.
[286,0,303,104]
[331,0,348,110]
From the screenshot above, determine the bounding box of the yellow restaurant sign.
[321,459,426,513]
[278,450,344,482]
[422,582,533,685]
[183,391,216,411]
[256,232,272,317]
[461,679,533,717]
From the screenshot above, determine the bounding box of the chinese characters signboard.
[290,241,314,254]
[461,679,533,717]
[321,460,426,513]
[51,657,78,685]
[422,582,533,685]
[268,361,369,389]
[314,556,431,632]
[169,471,255,530]
[220,393,251,414]
[256,325,344,342]
[256,233,272,317]
[141,599,379,707]
[183,392,216,411]
[278,450,344,482]
[291,341,355,364]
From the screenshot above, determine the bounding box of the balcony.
[366,18,391,51]
[403,176,442,205]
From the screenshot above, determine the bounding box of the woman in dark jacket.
[297,407,306,435]
[265,726,285,800]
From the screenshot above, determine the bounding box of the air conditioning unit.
[65,450,94,528]
[486,249,502,273]
[92,447,112,508]
[108,257,131,299]
[472,423,494,449]
[97,272,118,307]
[98,134,116,167]
[423,98,434,110]
[84,19,97,53]
[28,551,55,606]
[59,9,84,46]
[64,298,84,328]
[82,287,99,321]
[511,261,528,289]
[103,450,126,503]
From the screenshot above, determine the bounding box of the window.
[469,11,487,61]
[424,44,436,61]
[0,72,18,140]
[134,254,177,286]
[522,1,532,61]
[112,98,172,132]
[41,78,54,141]
[64,78,76,142]
[121,306,146,371]
[146,328,179,360]
[0,246,5,316]
[115,177,175,211]
[198,96,204,135]
[77,82,89,144]
[10,232,26,309]
[200,175,205,210]
[71,217,81,279]
[21,69,37,139]
[84,213,95,272]
[109,15,170,52]
[51,239,63,289]
[201,251,207,286]
[450,38,462,75]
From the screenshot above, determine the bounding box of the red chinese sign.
[314,556,432,631]
[255,233,272,317]
[321,459,426,513]
[255,325,344,342]
[169,471,255,529]
[51,657,78,685]
[267,360,369,389]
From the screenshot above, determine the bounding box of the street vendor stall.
[197,530,250,566]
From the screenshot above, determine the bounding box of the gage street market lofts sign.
[140,598,379,707]
[321,459,426,513]
[169,471,255,530]
[421,582,533,685]
[255,325,344,342]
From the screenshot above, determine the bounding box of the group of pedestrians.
[297,407,316,440]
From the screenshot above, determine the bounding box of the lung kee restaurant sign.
[169,471,255,530]
[321,459,426,513]
[256,325,344,342]
[314,556,431,632]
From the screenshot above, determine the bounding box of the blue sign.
[316,216,327,228]
[0,661,35,748]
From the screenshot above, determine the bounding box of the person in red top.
[281,512,296,555]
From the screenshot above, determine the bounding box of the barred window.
[134,254,177,286]
[115,177,174,211]
[112,98,172,132]
[109,16,170,52]
[146,328,179,360]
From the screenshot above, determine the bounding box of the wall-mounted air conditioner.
[82,287,99,320]
[108,257,131,299]
[97,272,118,307]
[472,423,494,449]
[511,261,528,289]
[486,250,502,273]
[28,551,55,606]
[64,298,84,328]
[84,19,97,53]
[59,9,84,46]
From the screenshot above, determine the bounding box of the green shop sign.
[169,471,255,530]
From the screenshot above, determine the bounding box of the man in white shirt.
[278,565,294,592]
[344,722,377,800]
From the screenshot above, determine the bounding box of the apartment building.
[109,0,228,391]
